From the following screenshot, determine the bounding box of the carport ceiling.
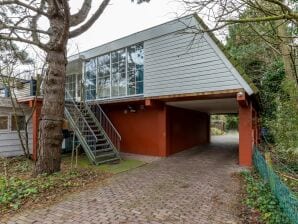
[166,98,238,114]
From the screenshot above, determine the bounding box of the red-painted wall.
[102,102,167,156]
[166,106,210,155]
[101,101,210,157]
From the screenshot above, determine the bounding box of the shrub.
[268,80,298,165]
[211,127,225,135]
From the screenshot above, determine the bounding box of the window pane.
[128,82,136,95]
[97,54,110,99]
[127,43,144,95]
[136,81,143,94]
[77,74,82,98]
[111,49,126,97]
[11,115,25,131]
[85,58,97,100]
[65,74,76,99]
[0,116,8,130]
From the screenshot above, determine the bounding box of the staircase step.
[93,147,113,153]
[95,157,120,165]
[65,101,120,167]
[96,142,110,147]
[95,152,116,160]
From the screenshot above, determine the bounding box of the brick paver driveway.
[5,135,243,224]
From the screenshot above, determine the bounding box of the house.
[0,76,40,157]
[66,14,260,166]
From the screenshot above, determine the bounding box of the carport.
[163,90,260,166]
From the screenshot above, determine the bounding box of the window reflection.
[84,42,144,100]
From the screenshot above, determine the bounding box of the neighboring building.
[66,14,260,166]
[0,76,38,157]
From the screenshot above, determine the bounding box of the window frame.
[0,115,9,132]
[84,42,144,102]
[10,113,26,132]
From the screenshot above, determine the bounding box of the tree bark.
[35,50,67,174]
[276,20,297,84]
[34,0,69,174]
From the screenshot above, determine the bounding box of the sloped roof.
[68,14,257,95]
[193,14,258,94]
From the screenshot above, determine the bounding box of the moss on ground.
[62,154,146,174]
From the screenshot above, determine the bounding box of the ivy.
[0,177,38,209]
[242,171,291,224]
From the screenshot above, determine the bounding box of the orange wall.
[166,106,210,155]
[102,102,167,156]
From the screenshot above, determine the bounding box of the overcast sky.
[67,0,186,56]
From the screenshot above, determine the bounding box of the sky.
[67,0,187,56]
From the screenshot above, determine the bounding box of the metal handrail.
[83,90,121,152]
[64,108,96,161]
[65,89,98,142]
[92,102,121,140]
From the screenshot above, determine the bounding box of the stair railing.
[65,89,98,162]
[79,80,121,154]
[84,91,121,153]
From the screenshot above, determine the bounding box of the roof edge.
[193,14,258,95]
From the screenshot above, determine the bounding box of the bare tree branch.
[0,23,50,35]
[70,0,92,27]
[222,14,296,24]
[69,0,110,38]
[0,34,48,50]
[0,0,48,16]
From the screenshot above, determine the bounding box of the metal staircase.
[64,90,121,165]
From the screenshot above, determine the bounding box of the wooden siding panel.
[145,63,229,81]
[0,108,33,157]
[144,32,242,97]
[146,74,237,89]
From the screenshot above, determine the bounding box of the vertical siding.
[144,30,242,97]
[0,107,33,157]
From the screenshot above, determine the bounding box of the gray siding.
[144,31,242,97]
[0,106,33,157]
[13,82,31,98]
[68,14,254,97]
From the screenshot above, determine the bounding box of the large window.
[84,42,144,100]
[85,58,97,100]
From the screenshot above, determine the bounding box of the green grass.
[98,159,146,174]
[62,154,146,174]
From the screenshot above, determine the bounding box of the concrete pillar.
[237,92,253,166]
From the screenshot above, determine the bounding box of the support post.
[237,92,253,166]
[29,99,42,161]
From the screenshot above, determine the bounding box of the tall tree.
[0,0,148,174]
[179,0,298,84]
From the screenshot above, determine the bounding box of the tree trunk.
[33,0,70,175]
[276,20,297,85]
[35,50,67,174]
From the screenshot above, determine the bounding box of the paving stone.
[3,135,242,224]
